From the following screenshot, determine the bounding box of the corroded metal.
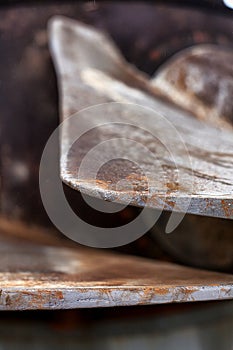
[151,45,233,129]
[49,17,233,219]
[1,3,233,226]
[0,232,232,310]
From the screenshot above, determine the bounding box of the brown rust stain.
[56,291,64,299]
[221,199,233,218]
[22,290,64,309]
[180,288,196,296]
[93,179,110,191]
[166,182,181,192]
[153,287,170,296]
[0,233,232,309]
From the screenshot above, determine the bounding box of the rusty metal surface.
[49,17,233,219]
[151,45,233,129]
[1,3,233,226]
[0,232,232,310]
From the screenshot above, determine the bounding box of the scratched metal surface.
[0,233,232,310]
[49,17,233,219]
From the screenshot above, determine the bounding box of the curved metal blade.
[48,16,233,219]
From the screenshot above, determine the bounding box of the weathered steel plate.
[1,3,233,227]
[151,45,233,129]
[49,17,233,219]
[0,231,232,310]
